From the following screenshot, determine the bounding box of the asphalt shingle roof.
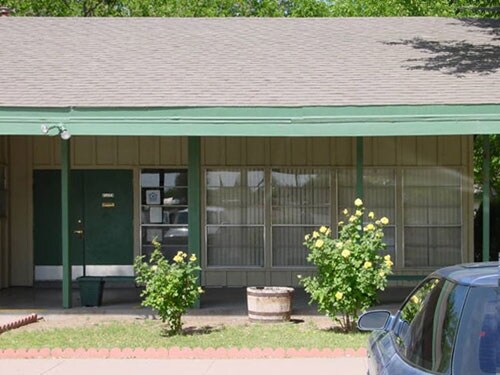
[1,17,499,107]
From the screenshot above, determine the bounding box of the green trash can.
[77,276,104,307]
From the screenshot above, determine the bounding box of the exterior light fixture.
[40,123,71,140]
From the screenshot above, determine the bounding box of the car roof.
[433,262,500,287]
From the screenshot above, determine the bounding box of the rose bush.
[300,198,393,332]
[133,239,202,336]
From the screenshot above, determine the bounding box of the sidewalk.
[0,358,367,375]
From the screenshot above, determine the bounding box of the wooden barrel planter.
[247,286,294,322]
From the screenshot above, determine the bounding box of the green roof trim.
[0,104,499,136]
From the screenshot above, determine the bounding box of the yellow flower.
[341,249,351,258]
[385,259,394,267]
[365,223,375,231]
[348,215,356,222]
[343,209,348,215]
[312,231,320,238]
[319,226,328,233]
[368,211,375,219]
[355,210,362,216]
[384,255,391,261]
[338,221,344,226]
[325,228,331,236]
[335,291,344,300]
[335,242,343,249]
[380,217,389,225]
[182,252,187,258]
[151,265,158,272]
[304,234,310,241]
[173,254,183,263]
[354,198,363,207]
[363,261,372,269]
[315,239,324,248]
[379,271,385,277]
[297,274,302,279]
[198,287,204,294]
[190,254,197,262]
[410,295,420,304]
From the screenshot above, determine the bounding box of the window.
[271,168,330,267]
[396,278,467,373]
[403,168,462,267]
[140,169,188,260]
[206,169,264,267]
[454,287,500,375]
[338,168,396,260]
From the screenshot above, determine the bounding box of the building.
[0,17,499,307]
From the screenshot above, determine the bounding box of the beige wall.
[4,135,473,287]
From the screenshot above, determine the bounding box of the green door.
[34,170,133,274]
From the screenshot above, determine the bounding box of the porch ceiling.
[0,105,499,137]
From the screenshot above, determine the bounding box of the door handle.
[73,229,84,235]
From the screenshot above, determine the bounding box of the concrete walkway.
[0,358,367,375]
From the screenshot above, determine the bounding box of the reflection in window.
[272,168,330,267]
[140,169,188,261]
[206,169,264,267]
[403,168,462,267]
[396,279,466,374]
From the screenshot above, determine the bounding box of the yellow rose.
[335,242,343,249]
[349,215,356,222]
[341,249,351,258]
[304,234,310,241]
[151,265,158,272]
[380,217,389,225]
[368,211,375,219]
[325,228,331,236]
[365,223,375,231]
[343,209,348,215]
[312,231,320,238]
[319,226,328,233]
[338,221,344,226]
[385,259,393,267]
[354,198,363,207]
[363,261,372,269]
[315,239,324,248]
[173,254,183,263]
[182,252,187,258]
[355,210,362,216]
[335,291,344,300]
[411,295,420,304]
[198,287,204,294]
[190,254,197,262]
[384,255,391,261]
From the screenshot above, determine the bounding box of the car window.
[394,278,467,374]
[454,286,500,375]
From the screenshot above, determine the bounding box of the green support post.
[61,139,72,308]
[483,135,490,262]
[356,137,364,201]
[188,137,201,308]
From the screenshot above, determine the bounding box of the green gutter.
[0,105,500,136]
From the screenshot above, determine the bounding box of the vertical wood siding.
[4,135,472,287]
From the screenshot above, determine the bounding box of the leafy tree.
[2,0,499,17]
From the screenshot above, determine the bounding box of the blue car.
[357,262,500,374]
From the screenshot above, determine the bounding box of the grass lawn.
[0,320,368,349]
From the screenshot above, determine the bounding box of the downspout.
[483,135,490,262]
[61,138,72,308]
[188,137,201,308]
[356,137,364,201]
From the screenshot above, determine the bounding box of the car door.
[386,278,467,374]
